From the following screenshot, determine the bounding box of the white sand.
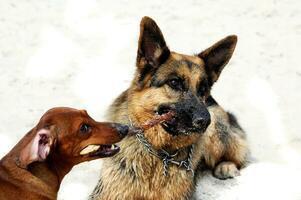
[0,0,300,199]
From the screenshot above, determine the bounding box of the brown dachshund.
[0,107,129,200]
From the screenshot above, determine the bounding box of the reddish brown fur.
[0,107,127,200]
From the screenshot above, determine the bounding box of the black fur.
[138,63,157,85]
[205,96,218,107]
[215,120,229,146]
[228,112,244,131]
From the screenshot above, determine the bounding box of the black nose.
[193,117,206,128]
[115,124,129,137]
[192,116,211,130]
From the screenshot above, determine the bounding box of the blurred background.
[0,0,300,199]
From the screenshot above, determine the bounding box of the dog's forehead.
[79,109,89,116]
[157,52,206,83]
[40,108,87,126]
[170,52,204,66]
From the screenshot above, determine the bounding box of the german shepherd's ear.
[136,16,170,75]
[198,35,237,85]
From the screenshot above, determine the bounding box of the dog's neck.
[27,155,74,193]
[135,131,194,176]
[1,150,73,199]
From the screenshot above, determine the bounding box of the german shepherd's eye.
[167,78,184,91]
[80,123,91,134]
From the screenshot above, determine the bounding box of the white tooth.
[111,145,115,150]
[80,145,100,155]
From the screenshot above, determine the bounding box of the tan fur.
[201,105,248,169]
[90,16,249,200]
[97,137,202,200]
[91,81,249,200]
[91,90,248,199]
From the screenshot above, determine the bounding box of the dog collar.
[135,131,194,176]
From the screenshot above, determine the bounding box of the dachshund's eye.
[80,124,91,134]
[167,78,184,91]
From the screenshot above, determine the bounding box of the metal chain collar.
[136,131,194,176]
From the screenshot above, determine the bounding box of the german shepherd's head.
[127,17,237,150]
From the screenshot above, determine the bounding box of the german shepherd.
[90,16,249,200]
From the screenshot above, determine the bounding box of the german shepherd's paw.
[214,161,240,179]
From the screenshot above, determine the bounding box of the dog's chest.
[100,146,195,200]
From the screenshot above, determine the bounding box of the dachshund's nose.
[115,124,129,137]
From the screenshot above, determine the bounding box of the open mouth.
[80,144,120,158]
[158,110,208,136]
[161,119,181,135]
[161,122,191,136]
[161,119,206,136]
[156,105,196,136]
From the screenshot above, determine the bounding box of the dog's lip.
[161,121,205,136]
[161,122,180,136]
[80,144,120,157]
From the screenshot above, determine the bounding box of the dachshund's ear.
[18,127,56,168]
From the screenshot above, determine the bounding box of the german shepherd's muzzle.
[157,91,211,135]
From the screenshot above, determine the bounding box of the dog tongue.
[129,111,175,135]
